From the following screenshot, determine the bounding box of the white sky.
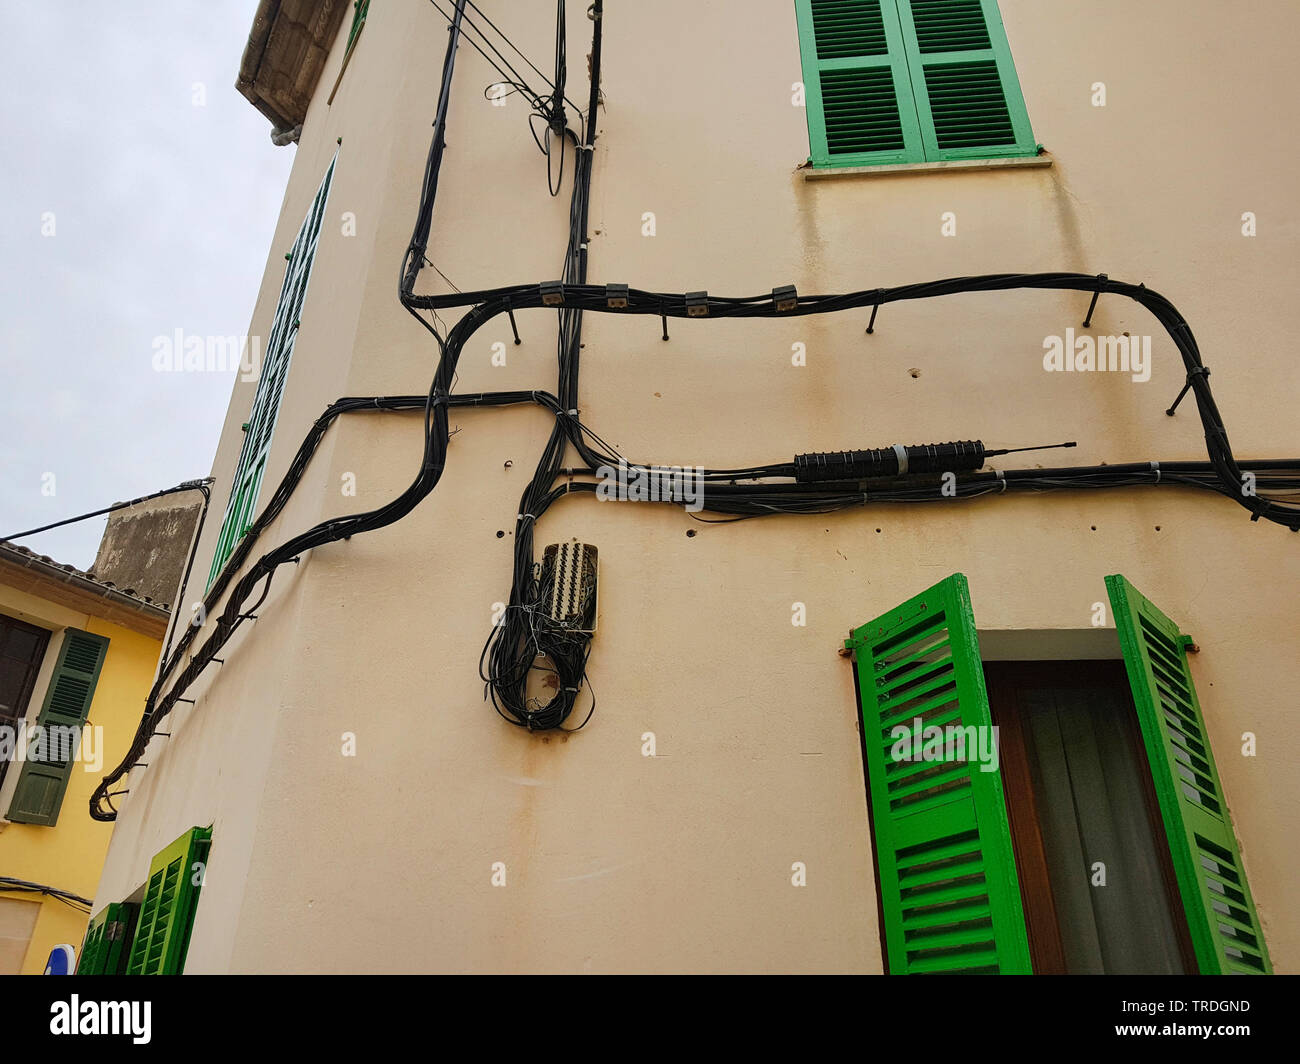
[0,2,294,568]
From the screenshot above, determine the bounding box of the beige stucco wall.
[94,0,1300,973]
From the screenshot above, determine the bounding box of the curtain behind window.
[1022,685,1186,974]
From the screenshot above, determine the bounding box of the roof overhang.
[236,0,350,136]
[0,542,170,640]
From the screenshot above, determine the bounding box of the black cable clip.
[866,289,885,334]
[685,291,709,317]
[606,283,629,309]
[504,297,522,345]
[540,280,565,306]
[772,285,798,313]
[1166,365,1210,417]
[1082,273,1108,329]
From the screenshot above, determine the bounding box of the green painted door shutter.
[1105,575,1272,974]
[126,826,212,975]
[6,628,109,826]
[77,902,137,975]
[848,573,1031,973]
[207,155,337,588]
[795,0,924,166]
[894,0,1035,159]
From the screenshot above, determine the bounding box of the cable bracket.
[1166,365,1211,417]
[1082,273,1108,328]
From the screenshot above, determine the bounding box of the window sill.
[802,152,1054,181]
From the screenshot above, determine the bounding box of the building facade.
[92,0,1299,973]
[0,537,173,974]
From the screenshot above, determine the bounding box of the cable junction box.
[542,541,599,633]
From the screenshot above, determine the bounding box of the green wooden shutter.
[77,902,137,975]
[126,826,212,975]
[207,155,337,588]
[1105,575,1272,974]
[6,628,109,826]
[347,0,370,51]
[795,0,925,166]
[847,573,1030,973]
[894,0,1036,160]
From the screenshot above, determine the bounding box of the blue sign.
[43,944,75,975]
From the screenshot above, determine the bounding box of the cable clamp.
[995,469,1007,493]
[685,291,709,317]
[568,408,579,416]
[518,514,537,524]
[1150,461,1161,484]
[579,143,595,151]
[892,444,909,476]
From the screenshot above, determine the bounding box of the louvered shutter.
[207,155,337,587]
[77,902,136,975]
[126,827,212,975]
[894,0,1036,160]
[1105,576,1272,974]
[795,0,924,166]
[6,628,109,826]
[847,574,1031,973]
[347,0,370,51]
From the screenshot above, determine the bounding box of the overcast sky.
[0,2,294,568]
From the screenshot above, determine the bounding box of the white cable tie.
[995,469,1007,493]
[1151,460,1161,483]
[892,443,909,475]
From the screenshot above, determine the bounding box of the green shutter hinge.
[1178,633,1200,654]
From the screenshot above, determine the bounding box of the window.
[847,573,1271,974]
[6,627,109,827]
[207,156,336,587]
[116,826,212,975]
[794,0,1037,168]
[0,613,51,791]
[985,660,1192,973]
[76,901,138,975]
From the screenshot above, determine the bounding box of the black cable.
[3,479,212,543]
[0,877,93,912]
[90,0,1297,817]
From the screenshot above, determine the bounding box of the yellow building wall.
[0,590,160,974]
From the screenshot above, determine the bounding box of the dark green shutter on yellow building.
[6,628,109,827]
[125,827,212,975]
[795,0,1037,167]
[847,574,1032,974]
[1105,575,1272,974]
